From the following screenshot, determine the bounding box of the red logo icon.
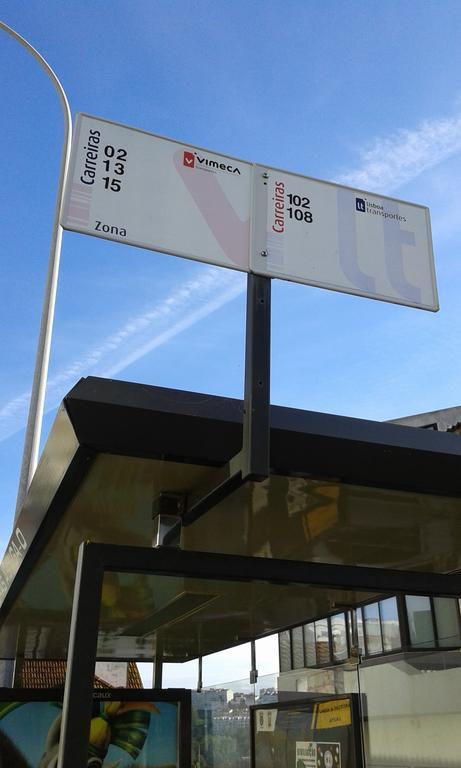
[183,151,195,168]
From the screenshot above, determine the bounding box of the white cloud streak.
[336,111,461,193]
[0,267,245,443]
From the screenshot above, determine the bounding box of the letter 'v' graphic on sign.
[174,150,249,269]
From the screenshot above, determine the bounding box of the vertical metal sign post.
[242,273,271,481]
[0,22,72,521]
[181,271,271,523]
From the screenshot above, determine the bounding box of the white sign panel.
[62,114,437,311]
[61,114,252,272]
[251,167,438,311]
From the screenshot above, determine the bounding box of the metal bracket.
[152,498,183,547]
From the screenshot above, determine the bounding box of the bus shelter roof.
[1,376,461,661]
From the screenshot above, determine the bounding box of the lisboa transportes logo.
[183,151,195,168]
[356,197,366,212]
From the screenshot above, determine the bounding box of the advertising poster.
[255,708,278,732]
[251,695,361,768]
[0,695,182,767]
[296,741,341,768]
[296,740,317,768]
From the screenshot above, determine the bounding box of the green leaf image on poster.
[0,696,181,767]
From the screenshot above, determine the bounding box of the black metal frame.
[57,541,461,767]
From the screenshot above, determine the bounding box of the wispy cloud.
[336,111,461,193]
[0,267,245,443]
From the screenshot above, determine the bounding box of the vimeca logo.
[182,149,242,175]
[183,151,195,168]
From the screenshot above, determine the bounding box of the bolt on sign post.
[61,113,438,312]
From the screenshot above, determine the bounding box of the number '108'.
[288,208,313,222]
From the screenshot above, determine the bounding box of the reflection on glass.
[193,685,254,768]
[356,608,365,655]
[364,603,383,655]
[279,630,291,672]
[255,634,279,677]
[358,650,461,767]
[292,626,305,669]
[315,619,330,665]
[185,474,461,575]
[304,623,316,667]
[380,597,401,651]
[433,597,461,647]
[406,595,434,648]
[331,613,348,661]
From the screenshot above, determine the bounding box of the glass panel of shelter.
[280,594,461,670]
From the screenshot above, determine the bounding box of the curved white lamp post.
[0,21,72,520]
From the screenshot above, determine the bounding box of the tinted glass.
[359,650,461,767]
[304,623,317,667]
[406,596,434,648]
[292,626,305,669]
[279,630,291,672]
[331,613,348,661]
[356,608,365,655]
[433,597,461,647]
[364,603,383,655]
[315,619,330,664]
[380,597,401,651]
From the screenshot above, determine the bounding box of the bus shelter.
[1,376,461,767]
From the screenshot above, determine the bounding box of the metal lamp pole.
[0,22,72,521]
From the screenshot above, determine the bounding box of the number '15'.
[102,177,121,191]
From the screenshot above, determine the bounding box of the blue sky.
[2,1,461,683]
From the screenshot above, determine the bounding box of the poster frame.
[250,693,363,768]
[0,686,191,768]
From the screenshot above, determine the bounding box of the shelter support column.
[58,543,103,768]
